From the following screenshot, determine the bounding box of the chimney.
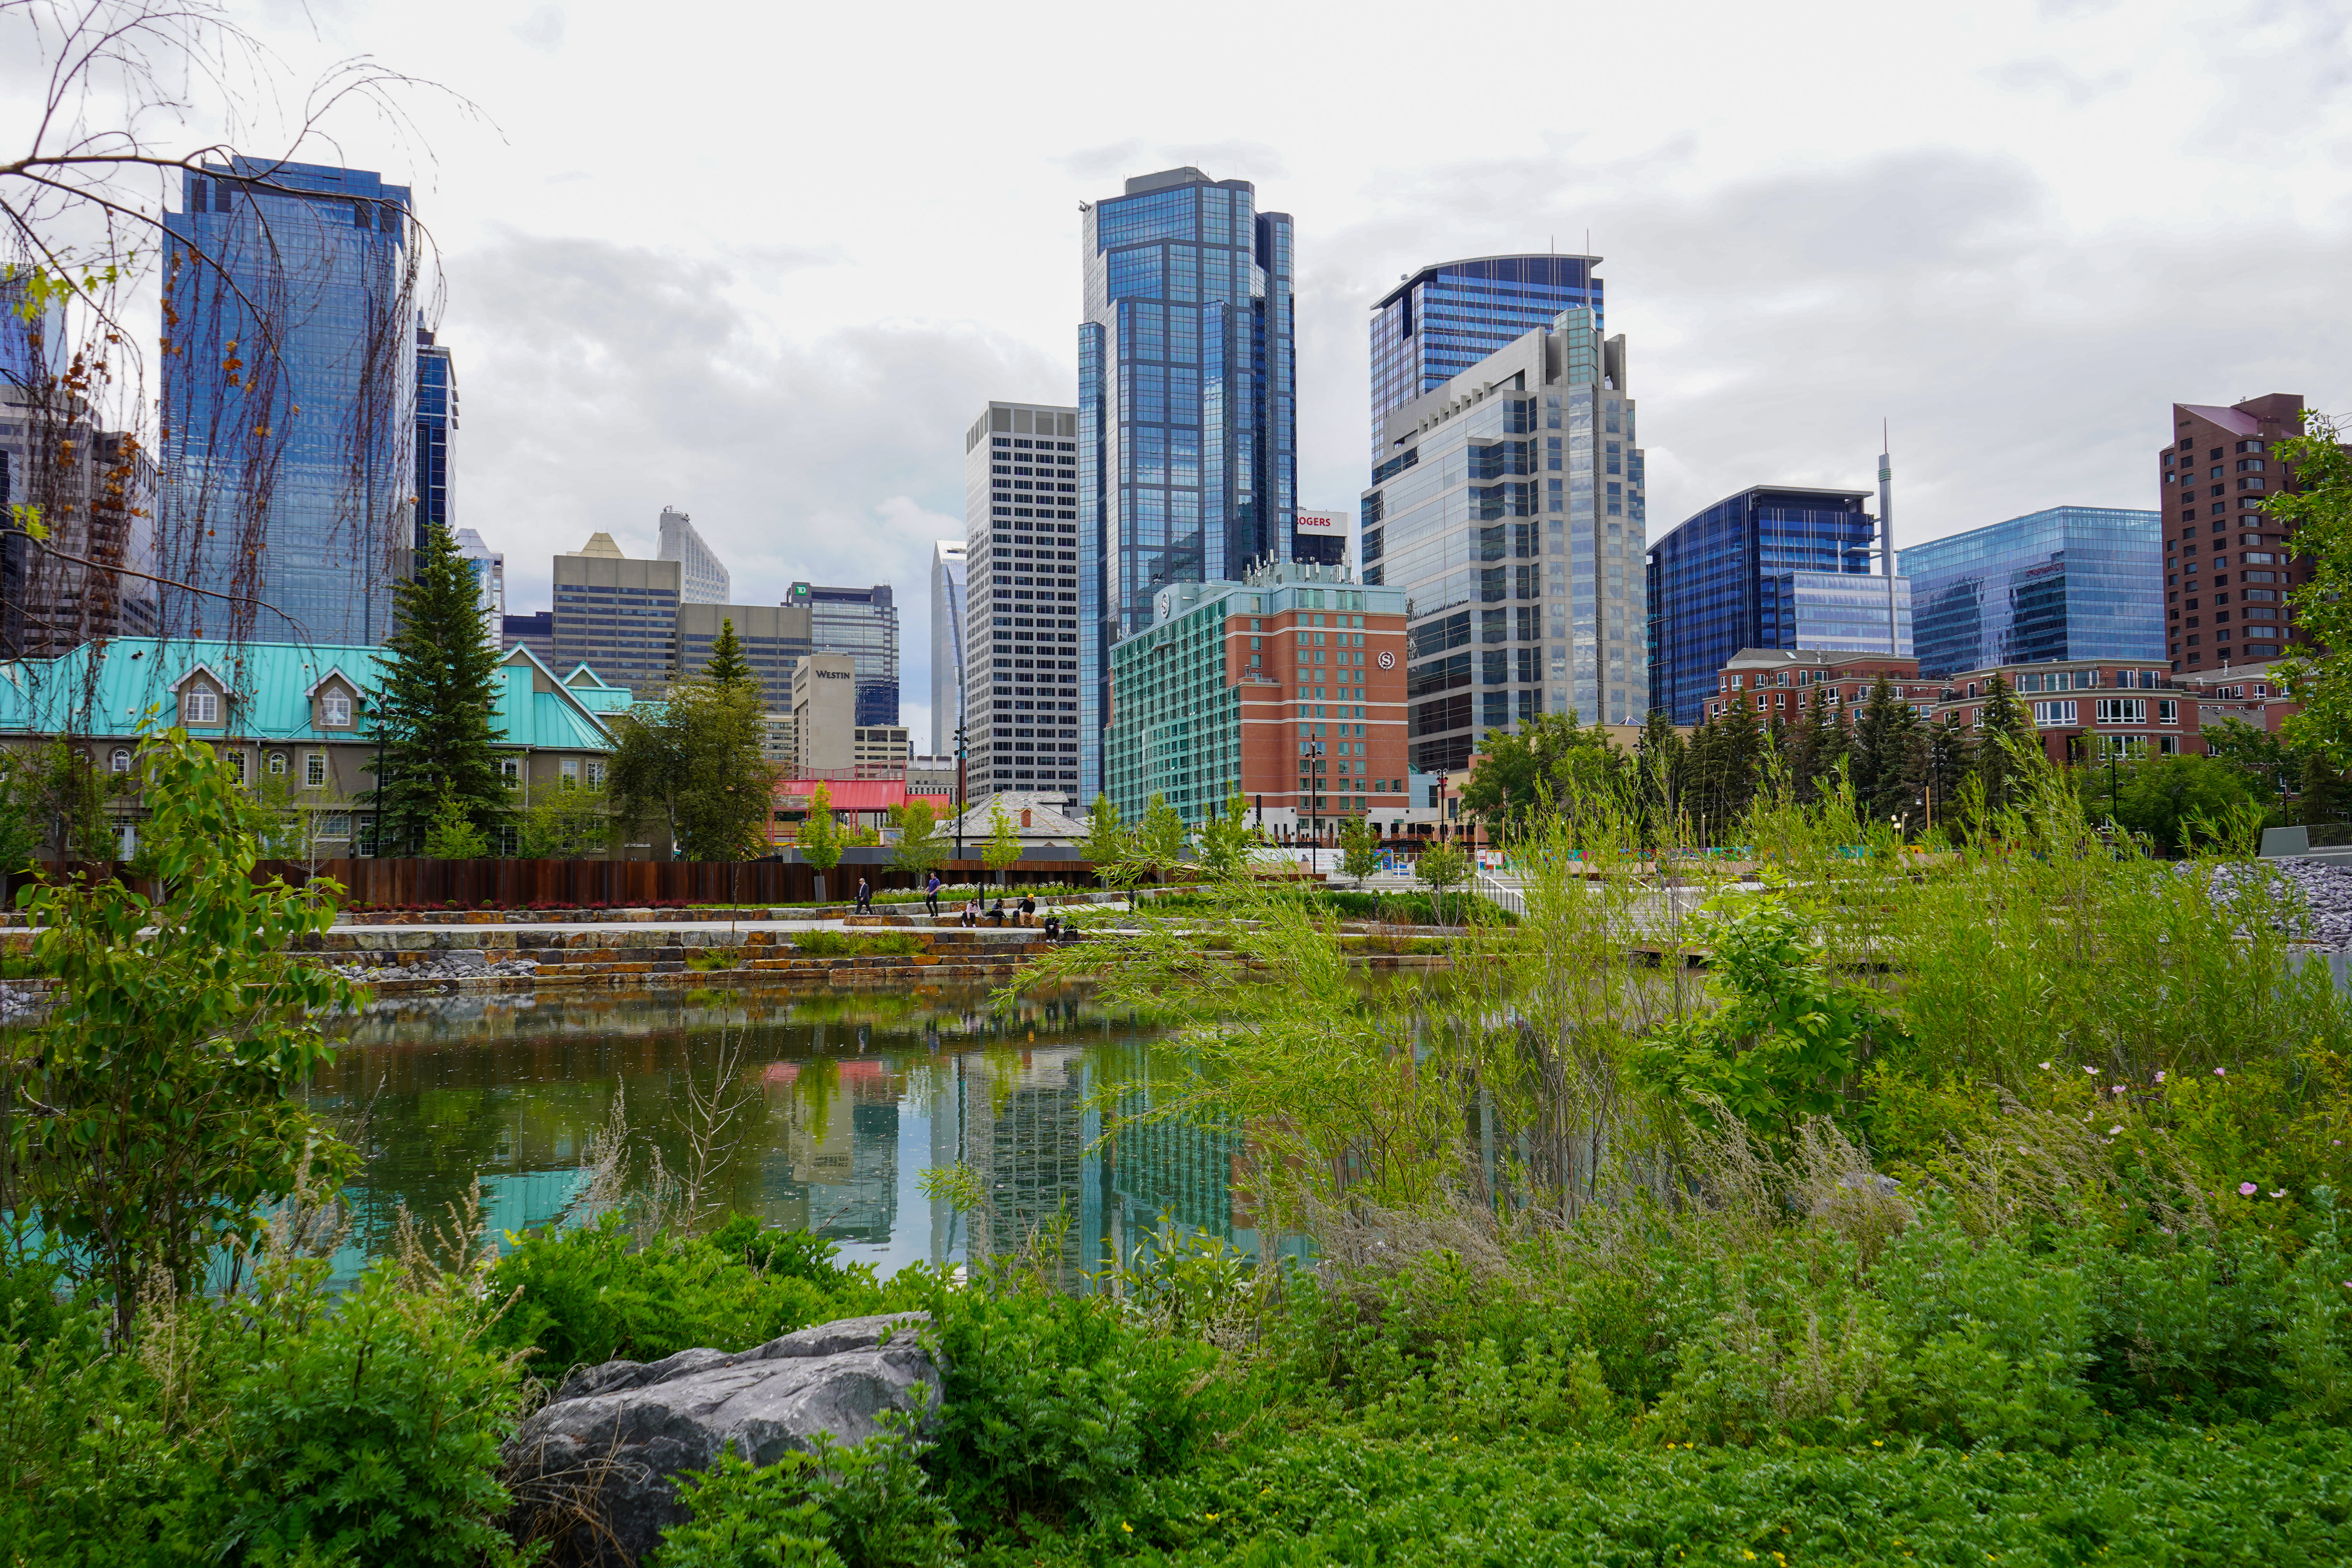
[1020,808,1032,828]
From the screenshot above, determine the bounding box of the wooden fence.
[11,853,1098,909]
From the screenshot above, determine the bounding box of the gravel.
[327,950,542,982]
[2206,856,2352,951]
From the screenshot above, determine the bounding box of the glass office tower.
[1361,304,1648,769]
[790,581,900,727]
[1645,486,1898,726]
[1368,255,1602,458]
[930,538,967,757]
[1078,167,1295,801]
[161,160,417,644]
[1898,506,2162,678]
[414,323,453,550]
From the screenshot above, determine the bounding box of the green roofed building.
[0,639,624,858]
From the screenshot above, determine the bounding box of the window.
[321,693,352,727]
[267,752,288,776]
[499,755,521,784]
[561,757,581,787]
[183,686,219,724]
[226,751,247,784]
[2157,700,2179,726]
[303,753,326,788]
[587,759,606,788]
[2094,698,2145,724]
[2031,700,2078,726]
[109,748,131,774]
[318,813,351,839]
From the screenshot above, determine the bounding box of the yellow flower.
[1872,1439,1884,1447]
[1206,1514,1221,1522]
[1121,1523,1134,1534]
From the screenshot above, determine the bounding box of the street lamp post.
[954,723,967,863]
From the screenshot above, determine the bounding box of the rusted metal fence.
[10,853,1097,909]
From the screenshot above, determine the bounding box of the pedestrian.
[855,876,872,915]
[924,873,942,918]
[1018,893,1038,928]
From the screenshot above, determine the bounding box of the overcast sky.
[31,0,2352,743]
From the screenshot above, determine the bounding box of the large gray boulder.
[501,1311,937,1565]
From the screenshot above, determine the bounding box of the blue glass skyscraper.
[1368,256,1601,457]
[160,159,417,645]
[1078,167,1294,801]
[1646,486,1904,726]
[414,322,453,550]
[1898,506,2162,678]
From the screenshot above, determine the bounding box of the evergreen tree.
[1788,685,1841,804]
[1849,675,1921,827]
[1974,673,2036,814]
[370,522,506,855]
[701,617,757,690]
[1716,700,1765,835]
[1915,713,1975,840]
[1634,708,1686,844]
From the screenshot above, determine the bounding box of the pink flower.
[2084,1065,2097,1074]
[2109,1126,2123,1136]
[2215,1068,2227,1076]
[2156,1072,2167,1083]
[2039,1061,2051,1070]
[2240,1182,2258,1196]
[2272,1190,2287,1198]
[2112,1085,2126,1094]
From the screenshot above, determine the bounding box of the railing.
[1475,870,1527,918]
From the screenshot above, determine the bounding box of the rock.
[501,1311,936,1566]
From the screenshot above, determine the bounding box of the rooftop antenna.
[1879,420,1899,658]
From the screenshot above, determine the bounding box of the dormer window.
[183,684,220,725]
[110,748,132,774]
[321,693,352,727]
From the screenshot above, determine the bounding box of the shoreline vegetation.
[4,730,2352,1564]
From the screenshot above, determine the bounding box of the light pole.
[953,723,967,863]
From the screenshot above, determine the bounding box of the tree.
[1787,685,1846,806]
[608,681,776,861]
[1459,711,1625,842]
[701,617,757,690]
[516,782,612,859]
[1975,673,2037,815]
[797,780,843,900]
[0,748,49,873]
[981,799,1023,884]
[1196,788,1254,876]
[1416,839,1469,927]
[1915,713,1975,839]
[1634,707,1686,843]
[369,522,506,855]
[888,799,948,881]
[1336,813,1381,887]
[1078,793,1128,885]
[419,784,488,858]
[1849,674,1920,828]
[2273,412,2352,764]
[9,726,361,1333]
[2112,755,2270,853]
[1132,792,1190,887]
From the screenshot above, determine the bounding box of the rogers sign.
[1295,510,1343,535]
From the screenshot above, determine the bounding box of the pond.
[305,985,1249,1287]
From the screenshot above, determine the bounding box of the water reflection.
[309,986,1245,1286]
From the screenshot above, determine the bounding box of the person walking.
[854,875,872,915]
[924,873,942,918]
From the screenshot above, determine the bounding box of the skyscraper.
[1361,304,1648,769]
[929,538,967,757]
[1368,255,1602,457]
[160,160,418,644]
[552,532,679,697]
[414,323,454,549]
[1899,506,2161,679]
[962,402,1081,797]
[658,506,731,604]
[2158,396,2316,673]
[452,526,503,643]
[1078,167,1295,800]
[789,581,900,727]
[1646,486,1898,726]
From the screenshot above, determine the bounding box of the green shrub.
[651,1417,959,1568]
[791,932,925,959]
[907,1278,1228,1538]
[222,1261,527,1567]
[481,1216,895,1386]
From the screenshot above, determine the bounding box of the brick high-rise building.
[2162,394,2313,674]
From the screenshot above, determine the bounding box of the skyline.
[22,0,2350,748]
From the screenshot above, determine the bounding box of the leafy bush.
[651,1418,959,1568]
[791,931,926,958]
[907,1278,1229,1538]
[481,1216,896,1386]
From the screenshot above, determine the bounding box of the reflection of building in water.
[945,1047,1100,1289]
[763,1058,900,1244]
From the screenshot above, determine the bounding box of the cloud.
[511,5,564,52]
[443,230,1062,742]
